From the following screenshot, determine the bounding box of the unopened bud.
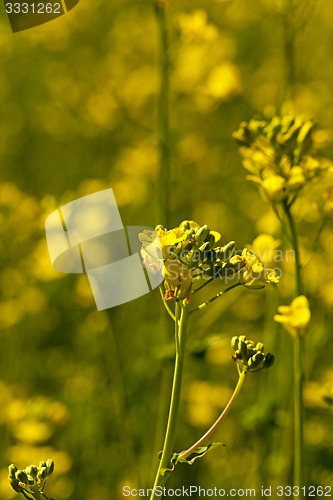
[195,225,210,244]
[248,352,264,370]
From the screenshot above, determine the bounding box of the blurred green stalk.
[283,201,304,497]
[150,300,189,500]
[154,1,171,227]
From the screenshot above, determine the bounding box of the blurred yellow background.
[0,0,332,498]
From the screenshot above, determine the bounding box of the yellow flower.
[163,259,193,300]
[287,166,306,189]
[230,248,280,286]
[274,295,311,336]
[177,10,219,43]
[250,234,280,266]
[261,175,287,202]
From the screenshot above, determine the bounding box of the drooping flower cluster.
[231,335,275,374]
[8,460,55,500]
[233,115,333,203]
[139,220,280,300]
[230,248,280,286]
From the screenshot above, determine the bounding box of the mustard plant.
[8,460,55,500]
[234,114,331,496]
[139,220,277,498]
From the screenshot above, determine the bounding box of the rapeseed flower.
[233,115,333,204]
[274,295,311,336]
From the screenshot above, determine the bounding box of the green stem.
[150,300,190,500]
[192,277,214,294]
[303,217,328,267]
[28,487,47,500]
[190,282,242,314]
[293,332,304,491]
[159,286,176,321]
[283,201,304,495]
[154,1,171,227]
[283,201,303,295]
[178,371,246,461]
[282,0,296,102]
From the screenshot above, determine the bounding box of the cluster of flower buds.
[8,459,55,500]
[140,221,280,300]
[233,115,332,203]
[231,335,275,374]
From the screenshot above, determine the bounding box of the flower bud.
[220,241,235,260]
[255,342,264,352]
[26,465,38,478]
[248,352,264,370]
[198,241,210,253]
[195,225,210,243]
[263,353,275,369]
[46,459,54,475]
[16,470,29,484]
[231,335,275,374]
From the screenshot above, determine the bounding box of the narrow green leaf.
[177,443,225,465]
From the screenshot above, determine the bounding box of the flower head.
[274,295,311,336]
[8,459,54,499]
[250,234,280,266]
[231,335,275,374]
[139,221,237,300]
[230,248,280,287]
[233,115,333,205]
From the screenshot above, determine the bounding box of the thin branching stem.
[283,200,304,495]
[159,286,176,321]
[150,301,190,500]
[178,371,246,461]
[190,282,242,314]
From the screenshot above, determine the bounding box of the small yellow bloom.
[231,248,280,286]
[177,10,219,43]
[287,166,305,189]
[250,234,280,266]
[274,295,311,336]
[261,175,287,202]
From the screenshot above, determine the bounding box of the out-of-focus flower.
[323,187,333,215]
[250,234,281,266]
[233,115,333,204]
[260,174,287,202]
[203,62,241,101]
[274,295,311,336]
[177,10,219,43]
